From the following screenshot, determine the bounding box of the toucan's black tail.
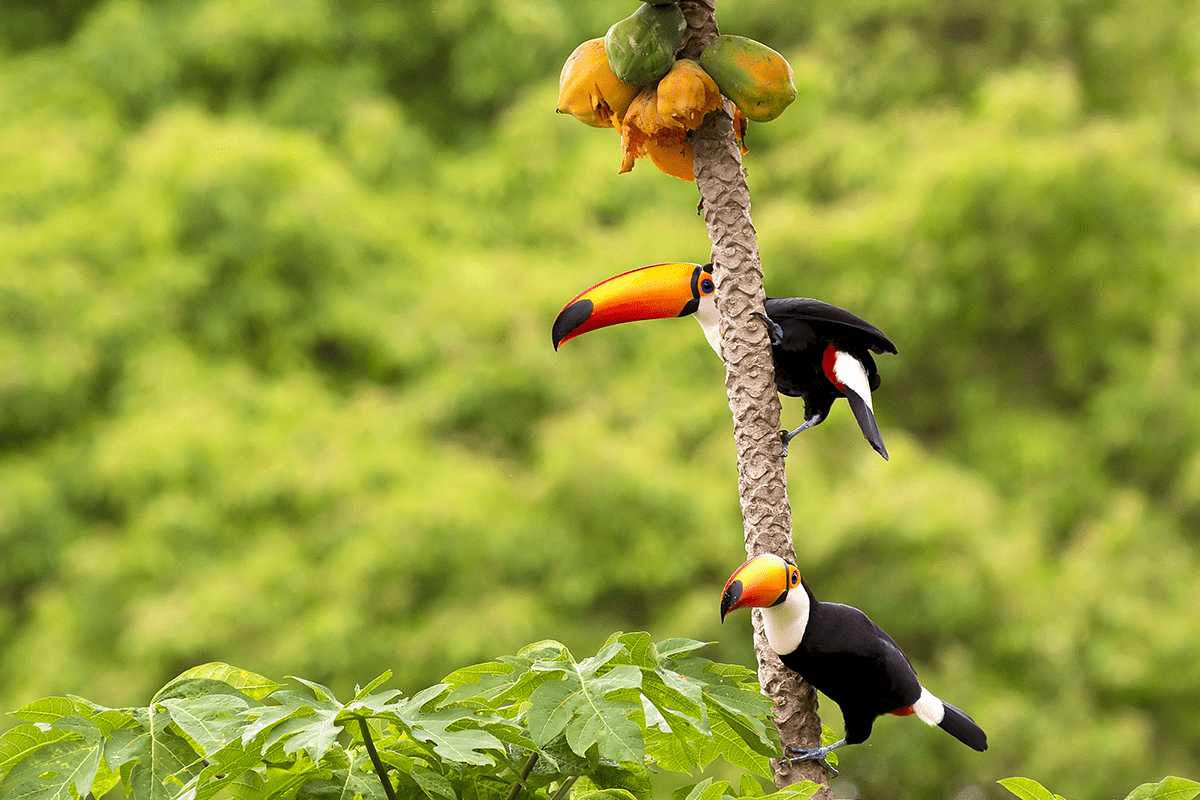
[844,388,888,460]
[938,702,987,752]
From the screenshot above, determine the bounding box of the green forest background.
[2,0,1199,797]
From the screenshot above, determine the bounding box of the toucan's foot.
[784,740,845,778]
[751,311,784,346]
[780,413,825,458]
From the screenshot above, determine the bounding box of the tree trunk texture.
[679,2,831,795]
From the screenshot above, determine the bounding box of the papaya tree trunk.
[679,2,831,794]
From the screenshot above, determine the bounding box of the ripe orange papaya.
[557,38,641,128]
[605,3,686,86]
[656,59,721,129]
[699,35,796,122]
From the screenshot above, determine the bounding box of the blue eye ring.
[700,278,715,295]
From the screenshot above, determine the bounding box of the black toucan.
[720,554,987,776]
[551,262,897,459]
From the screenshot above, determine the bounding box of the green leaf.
[576,790,640,800]
[0,724,75,776]
[289,676,341,705]
[526,663,644,764]
[706,707,775,779]
[738,774,766,798]
[999,777,1058,800]
[12,699,98,727]
[162,664,282,701]
[1125,777,1200,800]
[411,766,457,800]
[277,708,343,764]
[656,640,713,660]
[678,778,735,800]
[605,632,658,668]
[353,671,395,702]
[295,746,387,800]
[758,783,822,800]
[175,737,268,800]
[161,694,250,756]
[127,706,204,800]
[405,711,505,765]
[0,727,104,800]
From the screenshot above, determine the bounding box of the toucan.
[551,262,897,459]
[720,554,987,775]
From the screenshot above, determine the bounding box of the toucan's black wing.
[764,297,897,355]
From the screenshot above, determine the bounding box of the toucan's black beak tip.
[551,299,594,351]
[719,581,742,622]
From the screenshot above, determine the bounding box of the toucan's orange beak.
[720,554,792,621]
[552,262,704,350]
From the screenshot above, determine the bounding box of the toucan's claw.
[780,413,825,458]
[751,312,784,346]
[784,741,845,778]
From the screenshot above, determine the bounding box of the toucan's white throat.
[761,584,810,656]
[694,293,722,357]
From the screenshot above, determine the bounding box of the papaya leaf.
[173,737,267,800]
[353,671,395,702]
[707,708,773,779]
[577,790,640,800]
[161,694,251,756]
[12,698,98,727]
[738,773,767,797]
[403,711,505,765]
[289,677,341,705]
[527,663,644,764]
[758,782,822,800]
[656,640,713,660]
[1125,777,1200,800]
[276,708,343,764]
[127,705,204,800]
[678,777,734,800]
[998,777,1058,800]
[295,746,386,800]
[604,632,658,669]
[410,765,457,800]
[0,736,104,800]
[161,664,282,701]
[0,723,82,783]
[519,640,571,662]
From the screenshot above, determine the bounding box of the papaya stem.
[505,752,539,800]
[357,717,397,800]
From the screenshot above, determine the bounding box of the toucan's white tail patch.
[913,687,945,726]
[832,351,874,411]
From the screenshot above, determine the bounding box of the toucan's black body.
[720,554,987,775]
[784,580,920,744]
[760,298,896,458]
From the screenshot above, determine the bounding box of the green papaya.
[699,35,796,122]
[604,3,686,86]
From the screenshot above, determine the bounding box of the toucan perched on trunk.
[551,262,897,459]
[720,554,987,775]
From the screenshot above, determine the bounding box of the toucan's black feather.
[763,297,897,356]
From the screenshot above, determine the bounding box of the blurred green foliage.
[1,0,1198,798]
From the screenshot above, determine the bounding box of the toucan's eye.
[700,278,715,295]
[790,570,799,585]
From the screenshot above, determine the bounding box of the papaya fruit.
[605,3,686,86]
[557,38,641,128]
[656,59,721,129]
[620,84,749,181]
[699,35,796,122]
